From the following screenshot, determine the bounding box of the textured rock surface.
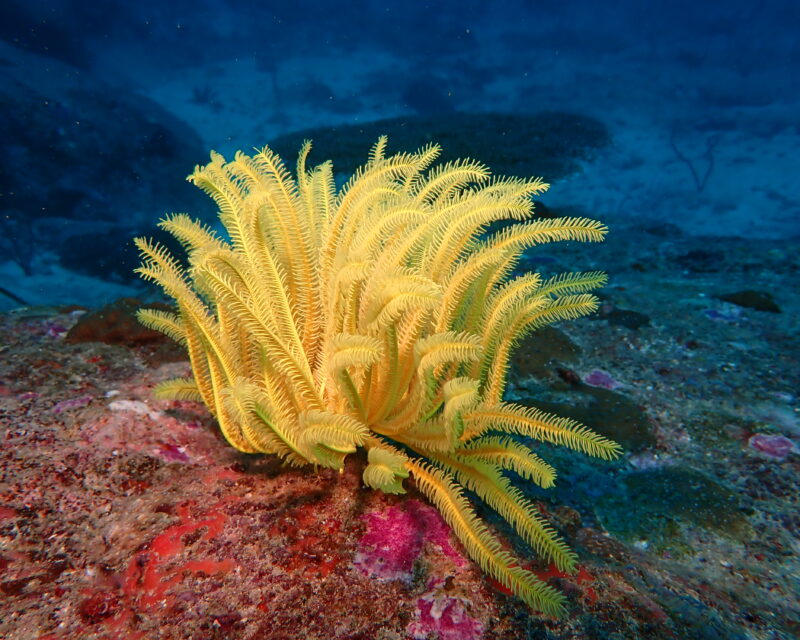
[1,230,799,639]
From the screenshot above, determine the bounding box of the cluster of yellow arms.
[135,136,621,616]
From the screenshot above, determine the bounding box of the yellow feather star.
[135,137,622,616]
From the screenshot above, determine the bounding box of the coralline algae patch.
[748,433,795,461]
[407,582,485,640]
[265,501,345,579]
[353,501,495,640]
[354,500,466,582]
[350,503,600,640]
[75,500,237,639]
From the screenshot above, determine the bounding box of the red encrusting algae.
[77,500,236,638]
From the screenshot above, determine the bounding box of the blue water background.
[0,0,798,308]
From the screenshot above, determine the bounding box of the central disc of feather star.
[135,136,621,616]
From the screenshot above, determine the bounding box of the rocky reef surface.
[1,230,798,639]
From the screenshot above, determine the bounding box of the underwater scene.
[0,0,798,638]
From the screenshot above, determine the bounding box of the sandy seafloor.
[1,11,799,640]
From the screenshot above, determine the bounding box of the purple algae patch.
[354,500,465,582]
[157,442,191,463]
[407,586,484,640]
[51,394,93,414]
[749,433,795,460]
[584,368,622,389]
